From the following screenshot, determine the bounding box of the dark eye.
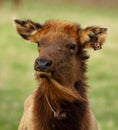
[69,44,76,50]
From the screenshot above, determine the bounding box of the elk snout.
[34,59,52,72]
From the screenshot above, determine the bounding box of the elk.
[14,19,107,130]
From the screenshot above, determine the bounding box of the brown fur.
[14,19,107,130]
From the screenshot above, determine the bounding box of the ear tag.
[91,42,102,50]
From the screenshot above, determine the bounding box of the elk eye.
[69,44,76,50]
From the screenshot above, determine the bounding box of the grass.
[0,1,118,130]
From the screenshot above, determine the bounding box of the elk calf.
[14,19,107,130]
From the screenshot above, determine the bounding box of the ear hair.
[79,26,107,50]
[14,19,42,42]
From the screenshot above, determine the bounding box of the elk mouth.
[34,71,52,79]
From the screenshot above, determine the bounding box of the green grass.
[0,1,118,130]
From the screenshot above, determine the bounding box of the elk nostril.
[37,60,52,67]
[45,60,52,67]
[36,59,52,71]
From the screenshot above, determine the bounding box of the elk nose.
[35,59,52,71]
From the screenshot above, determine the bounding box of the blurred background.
[0,0,118,130]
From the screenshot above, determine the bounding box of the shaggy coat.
[14,19,107,130]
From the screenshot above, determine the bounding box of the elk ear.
[14,19,42,42]
[79,26,107,50]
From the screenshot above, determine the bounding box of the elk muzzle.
[34,59,52,72]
